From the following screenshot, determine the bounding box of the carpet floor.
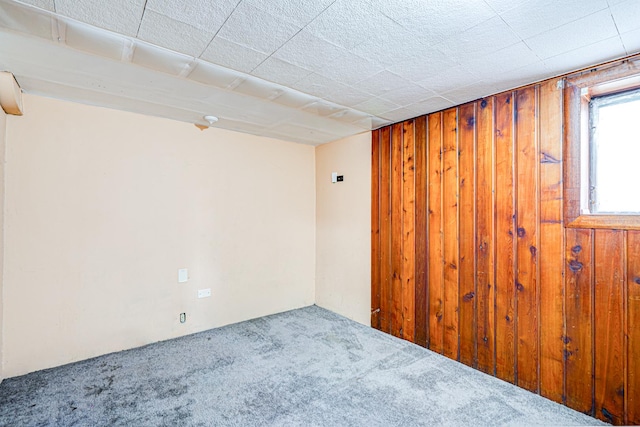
[0,305,603,426]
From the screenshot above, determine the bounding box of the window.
[564,57,640,229]
[588,88,640,214]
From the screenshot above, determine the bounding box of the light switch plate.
[197,288,211,298]
[178,268,188,283]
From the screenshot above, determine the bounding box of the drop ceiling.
[1,0,639,145]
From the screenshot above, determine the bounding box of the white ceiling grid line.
[4,0,640,145]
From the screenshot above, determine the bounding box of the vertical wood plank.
[428,112,444,354]
[415,116,429,348]
[402,120,416,342]
[565,228,594,415]
[538,79,565,403]
[458,103,476,367]
[390,123,404,338]
[628,230,640,425]
[379,126,392,334]
[443,108,460,360]
[494,92,516,382]
[594,229,625,425]
[371,129,381,330]
[515,86,540,393]
[477,97,496,374]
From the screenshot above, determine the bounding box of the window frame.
[564,56,640,230]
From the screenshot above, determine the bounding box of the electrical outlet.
[178,268,188,283]
[179,313,186,323]
[198,288,211,298]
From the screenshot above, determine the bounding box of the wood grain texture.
[402,120,416,341]
[414,116,429,348]
[538,79,565,404]
[594,230,625,425]
[564,228,594,415]
[476,97,496,375]
[391,123,403,338]
[562,82,582,224]
[515,86,539,393]
[442,108,460,360]
[628,231,640,425]
[371,129,381,330]
[494,93,515,381]
[371,58,640,424]
[428,112,444,354]
[379,127,392,334]
[458,103,476,367]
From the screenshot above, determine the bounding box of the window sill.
[566,214,640,230]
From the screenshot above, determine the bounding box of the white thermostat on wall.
[178,268,188,283]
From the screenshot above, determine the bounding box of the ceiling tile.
[486,60,551,91]
[353,70,412,97]
[379,107,419,123]
[462,42,540,79]
[610,0,640,34]
[354,116,391,130]
[525,9,619,59]
[316,52,384,86]
[349,24,428,67]
[138,10,214,57]
[373,0,496,43]
[621,28,640,55]
[381,83,435,107]
[244,0,333,28]
[17,0,54,11]
[440,81,503,105]
[55,0,146,37]
[323,86,372,108]
[437,15,522,61]
[252,57,312,87]
[200,37,268,73]
[145,0,239,33]
[543,36,627,75]
[305,0,395,50]
[215,2,300,55]
[290,73,342,98]
[499,0,609,39]
[352,97,401,116]
[273,30,347,72]
[483,0,531,14]
[416,66,480,94]
[386,48,458,83]
[406,96,455,116]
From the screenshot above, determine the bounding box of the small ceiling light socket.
[203,115,218,125]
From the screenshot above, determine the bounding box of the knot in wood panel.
[568,260,583,273]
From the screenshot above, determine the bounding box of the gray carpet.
[0,305,603,426]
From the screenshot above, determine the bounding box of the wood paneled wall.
[371,77,640,425]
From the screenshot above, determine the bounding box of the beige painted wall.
[3,94,316,378]
[0,108,5,383]
[315,132,371,326]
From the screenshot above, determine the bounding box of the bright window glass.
[590,90,640,213]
